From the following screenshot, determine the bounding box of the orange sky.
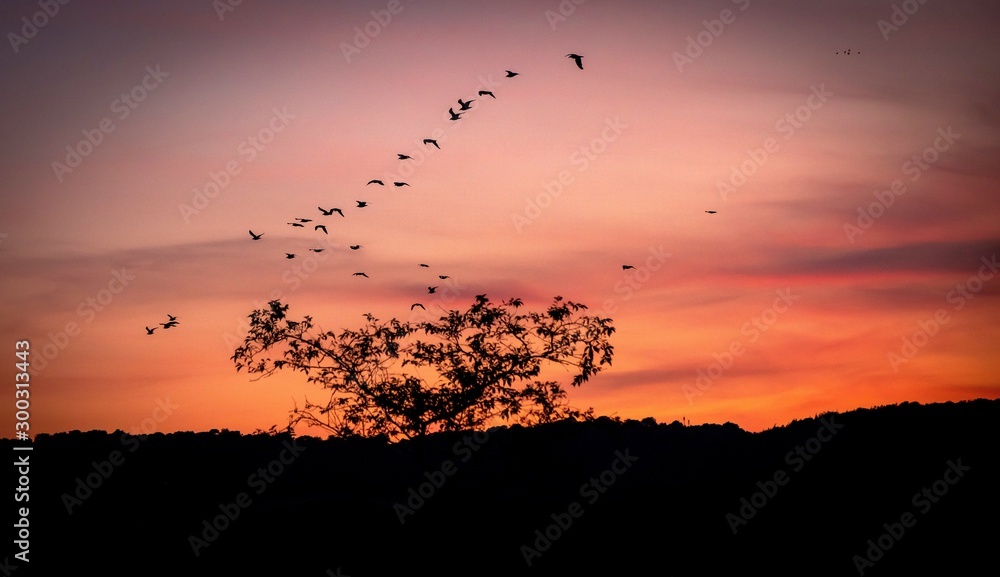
[2,0,998,438]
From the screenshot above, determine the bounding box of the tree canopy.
[231,295,615,441]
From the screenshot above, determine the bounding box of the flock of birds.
[146,51,722,334]
[145,314,178,335]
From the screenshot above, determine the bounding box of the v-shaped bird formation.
[147,51,715,334]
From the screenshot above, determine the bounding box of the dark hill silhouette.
[10,398,999,575]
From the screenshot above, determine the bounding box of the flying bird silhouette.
[249,230,264,240]
[315,225,328,234]
[478,90,496,99]
[309,248,324,253]
[353,272,369,278]
[367,179,384,186]
[397,154,412,160]
[166,314,177,322]
[349,245,362,250]
[160,321,178,329]
[428,286,438,294]
[145,326,156,335]
[448,108,462,121]
[423,139,440,149]
[566,53,584,69]
[394,182,410,187]
[705,210,717,214]
[319,207,344,217]
[457,98,474,110]
[356,201,369,208]
[622,265,635,270]
[411,303,425,310]
[286,253,296,259]
[288,222,305,228]
[419,263,429,267]
[295,218,312,223]
[505,70,519,77]
[438,275,450,279]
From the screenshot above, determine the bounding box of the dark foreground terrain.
[8,398,1000,575]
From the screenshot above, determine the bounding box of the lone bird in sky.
[350,245,362,250]
[428,286,438,294]
[505,70,519,77]
[438,275,450,279]
[286,253,296,259]
[419,263,429,267]
[367,179,384,186]
[622,265,635,270]
[319,207,344,217]
[315,224,328,234]
[423,138,440,149]
[353,272,369,278]
[145,326,156,335]
[478,90,496,99]
[705,210,717,214]
[566,53,584,69]
[411,303,425,310]
[394,182,410,187]
[249,230,264,240]
[448,108,462,121]
[398,153,412,160]
[356,201,369,208]
[458,98,474,110]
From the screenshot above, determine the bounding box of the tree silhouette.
[232,295,615,440]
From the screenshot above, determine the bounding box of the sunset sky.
[2,0,998,438]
